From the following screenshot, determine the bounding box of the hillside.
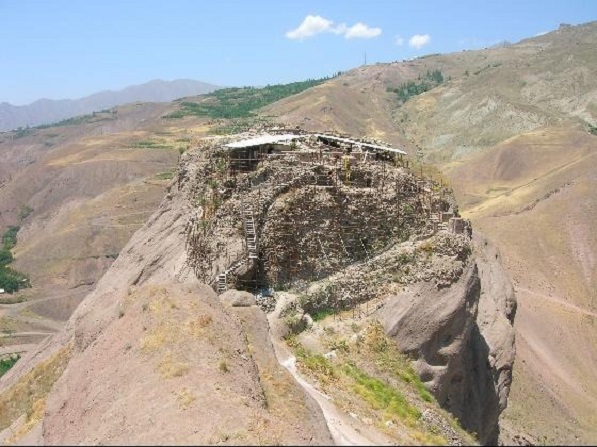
[446,127,597,444]
[0,79,219,131]
[259,20,597,445]
[0,100,212,359]
[0,19,594,446]
[0,131,513,445]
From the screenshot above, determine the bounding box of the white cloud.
[535,31,548,36]
[286,15,382,40]
[344,22,382,39]
[394,35,405,46]
[409,34,431,49]
[285,15,335,40]
[332,23,348,35]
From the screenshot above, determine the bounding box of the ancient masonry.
[182,129,471,311]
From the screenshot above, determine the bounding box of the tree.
[0,249,13,266]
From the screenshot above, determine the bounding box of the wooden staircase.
[242,202,259,260]
[216,202,260,294]
[216,258,246,293]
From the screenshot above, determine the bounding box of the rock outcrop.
[0,173,333,445]
[380,233,516,445]
[0,133,517,445]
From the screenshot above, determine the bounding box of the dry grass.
[18,307,42,319]
[157,353,189,379]
[288,322,476,445]
[185,314,213,338]
[137,289,222,382]
[139,323,173,353]
[0,317,17,334]
[174,387,196,410]
[4,397,45,444]
[0,345,71,433]
[246,411,282,445]
[218,359,230,374]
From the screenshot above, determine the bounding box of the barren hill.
[0,131,513,445]
[0,101,212,357]
[446,127,597,444]
[260,21,597,445]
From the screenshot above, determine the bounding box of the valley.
[0,19,596,446]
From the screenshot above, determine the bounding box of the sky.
[1,0,595,105]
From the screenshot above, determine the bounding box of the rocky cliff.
[0,133,516,445]
[381,233,516,444]
[0,170,333,445]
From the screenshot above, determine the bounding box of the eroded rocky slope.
[0,132,516,445]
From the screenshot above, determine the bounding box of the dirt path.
[516,286,597,318]
[267,295,393,446]
[277,351,389,446]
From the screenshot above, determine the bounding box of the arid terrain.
[0,19,595,446]
[0,103,210,357]
[263,20,597,445]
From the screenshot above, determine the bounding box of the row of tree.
[0,226,30,293]
[166,74,340,120]
[388,69,444,105]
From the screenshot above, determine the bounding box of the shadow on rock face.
[380,241,516,446]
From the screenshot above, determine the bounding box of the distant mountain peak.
[0,79,220,131]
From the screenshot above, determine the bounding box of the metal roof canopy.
[313,133,406,155]
[222,132,407,155]
[223,133,301,149]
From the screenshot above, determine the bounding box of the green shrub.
[388,70,444,105]
[2,226,19,250]
[19,205,33,220]
[0,250,13,266]
[0,355,20,378]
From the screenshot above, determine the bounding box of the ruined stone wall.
[184,140,454,293]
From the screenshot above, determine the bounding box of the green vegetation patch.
[165,76,335,120]
[0,226,31,293]
[388,70,444,105]
[35,110,116,130]
[0,355,20,378]
[293,340,427,432]
[360,323,434,403]
[343,363,421,423]
[12,127,36,139]
[155,170,175,180]
[0,266,30,293]
[132,140,173,150]
[286,322,474,444]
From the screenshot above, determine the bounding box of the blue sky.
[1,0,595,105]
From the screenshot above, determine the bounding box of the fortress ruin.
[182,129,471,312]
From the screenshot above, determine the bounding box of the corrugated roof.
[360,142,407,155]
[223,133,300,149]
[222,132,407,155]
[313,134,406,155]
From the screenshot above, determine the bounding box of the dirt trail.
[271,339,392,446]
[266,294,393,446]
[516,286,597,318]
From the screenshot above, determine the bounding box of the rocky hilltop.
[259,21,597,444]
[1,130,515,445]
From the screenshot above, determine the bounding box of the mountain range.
[0,79,219,131]
[0,20,595,446]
